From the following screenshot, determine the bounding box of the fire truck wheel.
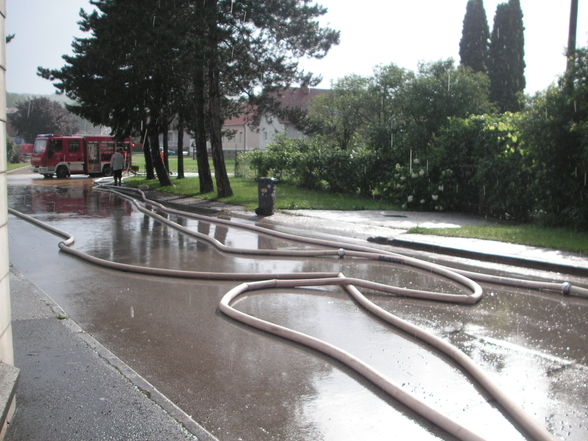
[102,165,112,177]
[56,166,69,179]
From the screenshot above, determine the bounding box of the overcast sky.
[6,0,587,96]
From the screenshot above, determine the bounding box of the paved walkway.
[281,208,588,275]
[6,271,215,441]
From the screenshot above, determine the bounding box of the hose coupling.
[337,248,345,259]
[561,282,572,296]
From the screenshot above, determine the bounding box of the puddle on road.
[8,176,588,441]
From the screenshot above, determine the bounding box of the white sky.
[6,0,587,96]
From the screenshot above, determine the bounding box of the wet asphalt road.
[6,171,588,441]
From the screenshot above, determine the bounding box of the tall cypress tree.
[488,0,526,112]
[566,0,579,76]
[459,0,490,73]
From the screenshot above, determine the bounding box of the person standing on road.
[111,148,125,186]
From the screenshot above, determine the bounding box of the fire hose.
[11,182,586,441]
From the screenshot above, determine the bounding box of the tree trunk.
[207,0,233,198]
[208,66,232,197]
[148,121,172,186]
[177,123,185,179]
[163,126,170,173]
[194,65,214,193]
[142,126,155,180]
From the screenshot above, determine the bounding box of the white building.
[221,112,260,158]
[159,87,329,158]
[258,87,328,150]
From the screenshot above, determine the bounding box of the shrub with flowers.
[379,160,458,211]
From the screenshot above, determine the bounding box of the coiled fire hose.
[11,181,585,441]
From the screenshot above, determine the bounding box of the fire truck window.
[49,140,63,152]
[33,139,47,153]
[68,141,81,153]
[101,142,115,161]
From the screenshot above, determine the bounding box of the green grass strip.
[130,154,235,175]
[124,176,400,211]
[7,162,29,171]
[409,225,588,255]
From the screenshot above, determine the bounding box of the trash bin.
[255,177,278,216]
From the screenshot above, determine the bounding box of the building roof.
[224,114,249,127]
[271,86,329,111]
[222,87,330,128]
[224,106,257,127]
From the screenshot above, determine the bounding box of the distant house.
[159,129,191,155]
[221,111,260,157]
[258,86,329,149]
[162,87,329,157]
[216,87,328,153]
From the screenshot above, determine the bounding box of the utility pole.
[567,0,579,74]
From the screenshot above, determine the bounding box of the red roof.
[224,114,249,126]
[222,88,329,127]
[272,86,329,111]
[224,105,257,126]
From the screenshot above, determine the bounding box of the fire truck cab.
[31,134,132,179]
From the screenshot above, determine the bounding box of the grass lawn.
[409,225,588,255]
[131,153,235,175]
[7,162,29,171]
[124,175,400,211]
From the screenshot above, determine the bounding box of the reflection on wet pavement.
[7,172,588,441]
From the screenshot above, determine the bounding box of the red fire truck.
[31,134,133,179]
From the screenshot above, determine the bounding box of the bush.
[425,113,533,220]
[235,49,588,228]
[378,161,456,211]
[520,50,588,228]
[238,134,381,196]
[6,140,21,164]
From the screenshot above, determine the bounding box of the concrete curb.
[372,236,588,277]
[0,362,19,440]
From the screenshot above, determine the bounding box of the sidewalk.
[6,270,216,441]
[281,208,588,276]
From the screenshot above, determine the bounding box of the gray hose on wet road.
[9,182,570,441]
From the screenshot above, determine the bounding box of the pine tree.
[488,0,526,112]
[459,0,490,73]
[39,0,339,195]
[39,0,174,185]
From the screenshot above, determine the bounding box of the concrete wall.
[0,1,18,439]
[222,124,260,152]
[0,0,13,368]
[259,115,306,150]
